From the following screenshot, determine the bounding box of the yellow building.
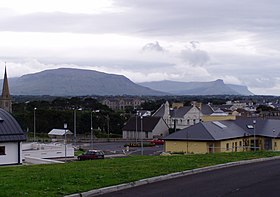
[164,118,280,154]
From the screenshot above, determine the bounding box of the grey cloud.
[0,0,279,38]
[180,41,210,66]
[142,41,165,52]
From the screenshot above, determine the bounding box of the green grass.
[0,151,280,197]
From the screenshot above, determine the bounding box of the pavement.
[65,155,280,197]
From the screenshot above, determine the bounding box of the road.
[98,158,280,197]
[77,142,163,156]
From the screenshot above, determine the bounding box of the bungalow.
[122,116,169,140]
[164,118,280,154]
[0,108,26,165]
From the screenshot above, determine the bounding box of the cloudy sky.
[0,0,280,95]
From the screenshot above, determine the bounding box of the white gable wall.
[152,119,169,138]
[0,142,21,165]
[171,106,203,129]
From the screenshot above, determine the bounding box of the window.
[0,146,5,155]
[239,141,242,147]
[226,143,229,151]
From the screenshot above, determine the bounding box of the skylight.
[247,125,254,129]
[213,121,227,128]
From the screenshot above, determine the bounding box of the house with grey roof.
[153,101,216,130]
[164,118,280,154]
[122,116,169,140]
[0,108,26,165]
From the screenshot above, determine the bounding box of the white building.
[122,116,169,139]
[0,108,26,166]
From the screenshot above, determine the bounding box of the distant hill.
[139,79,254,95]
[5,68,167,96]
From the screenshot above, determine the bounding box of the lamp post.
[273,128,276,151]
[73,109,77,146]
[90,110,100,149]
[186,130,189,154]
[135,111,138,143]
[140,115,143,156]
[90,111,93,150]
[64,123,67,162]
[253,120,256,151]
[107,115,110,141]
[33,107,37,142]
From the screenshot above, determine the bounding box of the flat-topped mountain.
[139,79,254,95]
[6,68,167,96]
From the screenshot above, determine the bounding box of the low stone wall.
[24,156,64,164]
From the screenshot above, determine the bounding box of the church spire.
[2,64,11,99]
[0,63,12,113]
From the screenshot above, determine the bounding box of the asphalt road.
[78,142,163,156]
[98,159,280,197]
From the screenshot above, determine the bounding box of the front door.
[264,138,272,150]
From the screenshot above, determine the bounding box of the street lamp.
[135,111,138,143]
[107,115,110,142]
[64,123,67,162]
[73,108,82,147]
[273,128,276,151]
[73,109,77,146]
[33,107,37,142]
[140,115,143,156]
[253,120,256,151]
[90,110,100,149]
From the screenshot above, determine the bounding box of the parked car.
[149,139,165,145]
[77,150,105,160]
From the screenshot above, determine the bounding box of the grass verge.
[0,151,280,197]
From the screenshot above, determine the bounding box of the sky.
[0,0,280,95]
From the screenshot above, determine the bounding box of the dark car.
[77,150,105,160]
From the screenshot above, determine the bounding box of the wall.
[165,140,208,154]
[202,115,236,122]
[0,142,21,165]
[22,143,74,159]
[122,130,152,140]
[152,118,169,138]
[24,156,64,164]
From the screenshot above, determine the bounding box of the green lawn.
[0,151,280,197]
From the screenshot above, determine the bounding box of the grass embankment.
[1,151,280,197]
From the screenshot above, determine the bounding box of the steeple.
[2,65,11,99]
[0,63,12,113]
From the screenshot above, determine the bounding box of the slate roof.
[122,116,164,132]
[200,104,214,115]
[164,118,280,141]
[171,106,193,118]
[152,104,165,117]
[0,108,26,142]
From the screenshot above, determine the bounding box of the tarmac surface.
[77,141,164,156]
[65,156,280,197]
[97,157,280,197]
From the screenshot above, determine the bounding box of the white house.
[153,101,214,130]
[0,108,26,166]
[122,116,169,139]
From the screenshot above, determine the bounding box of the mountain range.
[6,68,165,96]
[139,79,254,96]
[1,68,254,96]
